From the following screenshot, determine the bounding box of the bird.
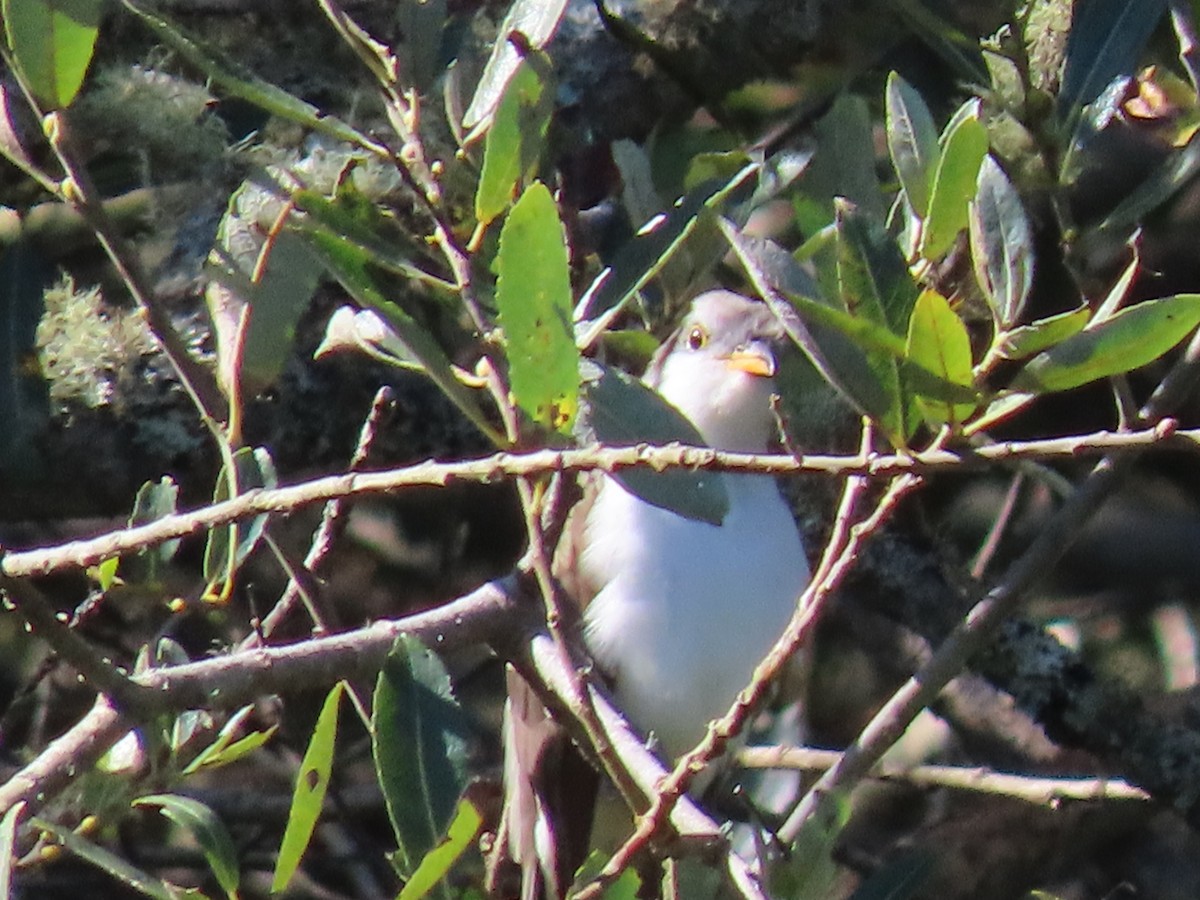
[498,289,811,898]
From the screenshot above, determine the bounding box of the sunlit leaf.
[462,0,567,131]
[476,57,554,227]
[272,682,345,893]
[496,181,579,437]
[885,72,939,218]
[905,290,976,427]
[134,794,240,897]
[184,706,277,775]
[3,0,102,109]
[397,798,483,900]
[1012,294,1200,393]
[920,102,988,259]
[996,306,1090,360]
[372,636,470,877]
[577,360,729,525]
[969,156,1033,328]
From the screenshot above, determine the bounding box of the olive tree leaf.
[1012,294,1200,393]
[905,290,976,428]
[969,156,1034,328]
[885,72,939,218]
[133,795,240,898]
[920,101,989,259]
[2,0,102,109]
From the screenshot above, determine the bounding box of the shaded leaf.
[1059,0,1168,119]
[373,635,470,877]
[476,57,554,227]
[272,682,345,893]
[969,156,1033,328]
[996,305,1090,360]
[496,181,579,437]
[2,0,102,109]
[397,798,483,900]
[1012,294,1200,393]
[794,94,884,233]
[462,0,567,131]
[848,849,933,900]
[578,360,729,525]
[920,102,988,259]
[834,199,918,336]
[885,72,939,217]
[1093,132,1200,233]
[770,788,851,900]
[134,794,240,897]
[202,446,277,600]
[0,239,51,478]
[396,0,449,93]
[905,290,976,427]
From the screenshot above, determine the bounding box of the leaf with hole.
[272,682,345,893]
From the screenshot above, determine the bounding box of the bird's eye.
[686,326,708,351]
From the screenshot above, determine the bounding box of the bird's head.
[645,290,786,453]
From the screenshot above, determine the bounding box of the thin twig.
[737,746,1149,804]
[3,423,1190,580]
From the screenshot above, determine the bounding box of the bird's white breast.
[580,472,809,760]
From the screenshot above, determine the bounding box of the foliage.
[4,0,1200,898]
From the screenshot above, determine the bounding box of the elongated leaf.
[722,224,905,445]
[794,93,884,234]
[184,705,277,775]
[31,817,176,900]
[770,788,850,900]
[970,156,1033,328]
[1059,0,1168,118]
[462,0,568,131]
[578,164,758,325]
[578,360,729,525]
[905,290,976,427]
[496,181,579,436]
[397,798,483,900]
[920,102,988,259]
[307,227,504,446]
[272,682,345,893]
[134,794,240,897]
[3,0,102,109]
[372,635,470,876]
[885,72,939,217]
[396,0,448,93]
[202,446,277,600]
[476,57,554,227]
[1012,294,1200,393]
[996,305,1090,360]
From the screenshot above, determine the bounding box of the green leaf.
[272,682,345,893]
[794,93,884,234]
[770,788,851,900]
[461,0,568,131]
[397,798,483,900]
[0,239,51,479]
[495,181,579,436]
[885,72,939,217]
[722,224,907,446]
[395,0,448,93]
[847,849,933,900]
[184,706,277,775]
[373,636,470,877]
[0,801,23,899]
[920,102,989,259]
[202,446,277,599]
[134,794,240,898]
[306,227,505,446]
[1011,295,1200,393]
[996,305,1090,360]
[475,57,555,227]
[31,817,178,900]
[969,156,1033,328]
[578,360,730,523]
[578,165,758,325]
[2,0,102,109]
[905,290,976,428]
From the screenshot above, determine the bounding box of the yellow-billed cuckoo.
[501,290,811,898]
